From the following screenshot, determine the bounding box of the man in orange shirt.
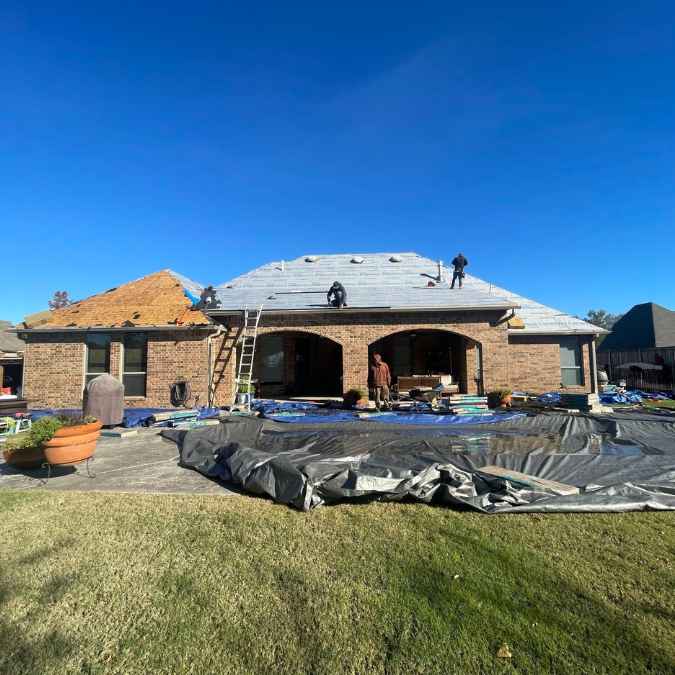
[370,352,392,411]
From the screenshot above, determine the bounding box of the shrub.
[343,388,368,407]
[29,417,64,444]
[488,389,513,408]
[55,414,97,426]
[3,431,37,452]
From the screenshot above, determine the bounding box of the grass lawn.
[644,399,675,410]
[1,491,674,674]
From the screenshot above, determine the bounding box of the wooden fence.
[598,348,675,392]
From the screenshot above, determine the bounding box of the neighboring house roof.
[212,252,603,335]
[0,321,25,354]
[598,302,675,350]
[22,270,211,329]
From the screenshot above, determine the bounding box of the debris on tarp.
[162,411,675,513]
[477,466,579,496]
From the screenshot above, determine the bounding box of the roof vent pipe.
[281,260,285,272]
[437,260,444,282]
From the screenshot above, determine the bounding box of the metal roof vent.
[304,255,319,263]
[389,255,402,262]
[351,256,365,264]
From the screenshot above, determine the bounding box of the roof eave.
[208,303,519,317]
[15,324,216,333]
[508,328,609,336]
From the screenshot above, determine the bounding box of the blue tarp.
[264,409,526,425]
[255,398,525,426]
[252,400,320,415]
[535,390,670,405]
[28,407,220,427]
[123,407,220,427]
[599,392,643,404]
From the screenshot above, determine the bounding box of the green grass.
[1,491,674,674]
[644,399,675,410]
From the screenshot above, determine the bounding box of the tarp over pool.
[162,411,675,513]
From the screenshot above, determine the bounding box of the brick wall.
[23,333,86,408]
[507,334,593,393]
[22,320,595,410]
[23,329,212,409]
[210,310,511,404]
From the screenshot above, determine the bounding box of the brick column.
[110,339,122,379]
[342,337,369,392]
[464,342,478,394]
[210,330,238,406]
[480,328,509,392]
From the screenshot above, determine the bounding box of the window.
[257,335,284,383]
[123,333,147,397]
[560,337,583,386]
[86,334,111,385]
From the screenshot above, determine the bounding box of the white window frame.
[560,337,584,387]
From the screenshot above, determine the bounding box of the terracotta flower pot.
[42,421,101,466]
[52,421,102,438]
[2,446,45,469]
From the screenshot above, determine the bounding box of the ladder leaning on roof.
[233,305,263,412]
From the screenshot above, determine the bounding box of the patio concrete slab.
[0,429,235,496]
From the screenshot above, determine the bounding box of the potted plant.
[488,388,513,409]
[236,382,255,406]
[2,431,45,469]
[343,388,369,409]
[42,415,102,466]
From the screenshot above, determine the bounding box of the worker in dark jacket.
[450,253,468,289]
[327,281,347,308]
[370,353,391,410]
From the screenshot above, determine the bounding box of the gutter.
[507,329,608,336]
[14,325,218,335]
[208,303,520,317]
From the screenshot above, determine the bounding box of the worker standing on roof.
[450,253,468,289]
[327,281,347,308]
[370,353,391,411]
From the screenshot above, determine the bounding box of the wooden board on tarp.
[477,465,580,496]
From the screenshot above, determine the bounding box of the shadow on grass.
[392,530,674,673]
[0,538,76,672]
[248,521,673,673]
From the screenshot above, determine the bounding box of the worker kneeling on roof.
[327,281,347,308]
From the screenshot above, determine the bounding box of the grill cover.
[84,374,124,426]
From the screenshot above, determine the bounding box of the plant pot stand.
[40,456,96,483]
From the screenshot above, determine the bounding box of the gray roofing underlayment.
[206,253,602,335]
[0,321,25,354]
[599,302,675,351]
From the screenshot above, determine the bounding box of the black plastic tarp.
[162,411,675,512]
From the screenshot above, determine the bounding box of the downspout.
[590,336,599,394]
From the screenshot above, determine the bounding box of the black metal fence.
[598,348,675,392]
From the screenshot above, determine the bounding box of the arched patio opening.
[251,331,343,398]
[368,329,482,395]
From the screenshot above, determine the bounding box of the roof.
[598,302,675,350]
[22,270,211,329]
[0,321,25,354]
[213,253,604,335]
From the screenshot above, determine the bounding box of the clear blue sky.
[2,1,674,324]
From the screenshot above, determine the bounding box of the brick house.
[20,254,604,408]
[1,321,25,395]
